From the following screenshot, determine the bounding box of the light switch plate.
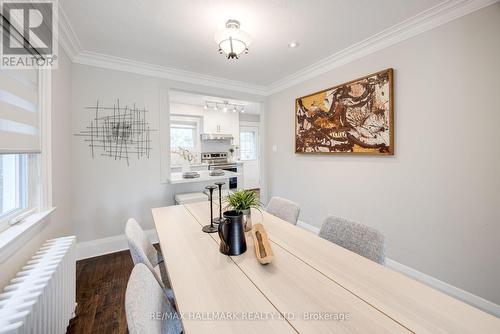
[272,145,278,152]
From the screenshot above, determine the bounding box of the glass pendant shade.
[215,20,251,59]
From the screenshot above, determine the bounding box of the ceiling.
[62,0,444,86]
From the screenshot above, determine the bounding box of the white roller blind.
[0,69,40,153]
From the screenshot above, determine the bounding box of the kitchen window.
[170,115,201,165]
[171,126,196,149]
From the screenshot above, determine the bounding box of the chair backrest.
[125,219,165,289]
[125,218,159,264]
[319,216,386,265]
[266,196,300,225]
[125,263,182,334]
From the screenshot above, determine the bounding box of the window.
[0,68,45,232]
[0,154,38,232]
[0,154,27,218]
[240,129,257,161]
[171,126,196,150]
[170,115,201,166]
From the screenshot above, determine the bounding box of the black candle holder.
[202,185,218,233]
[213,181,225,224]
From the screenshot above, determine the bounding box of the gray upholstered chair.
[319,216,386,265]
[125,218,173,299]
[266,196,300,225]
[125,263,182,334]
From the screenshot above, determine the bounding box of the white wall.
[170,102,205,117]
[0,48,73,289]
[71,65,264,243]
[51,48,73,239]
[266,4,500,305]
[240,113,260,123]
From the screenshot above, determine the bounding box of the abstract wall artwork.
[75,100,154,166]
[295,68,393,154]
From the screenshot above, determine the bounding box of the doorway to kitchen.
[239,124,260,190]
[161,89,265,202]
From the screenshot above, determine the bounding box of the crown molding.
[57,3,83,60]
[72,51,269,96]
[56,0,498,97]
[268,0,499,94]
[56,6,267,96]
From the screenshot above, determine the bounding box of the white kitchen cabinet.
[203,110,239,145]
[203,111,220,133]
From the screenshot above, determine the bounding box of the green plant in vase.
[226,189,260,232]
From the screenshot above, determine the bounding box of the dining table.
[152,202,500,333]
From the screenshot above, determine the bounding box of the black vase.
[218,210,247,256]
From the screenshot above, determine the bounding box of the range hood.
[200,133,233,141]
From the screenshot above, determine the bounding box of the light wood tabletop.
[152,202,500,334]
[152,205,293,334]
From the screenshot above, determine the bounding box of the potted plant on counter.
[226,189,260,232]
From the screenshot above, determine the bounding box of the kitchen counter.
[168,170,241,184]
[171,161,244,168]
[170,161,244,175]
[171,163,209,169]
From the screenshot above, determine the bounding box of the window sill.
[0,207,56,264]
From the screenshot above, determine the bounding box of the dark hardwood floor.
[67,250,134,334]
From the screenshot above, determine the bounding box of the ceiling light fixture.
[215,19,251,59]
[204,100,246,113]
[288,41,300,48]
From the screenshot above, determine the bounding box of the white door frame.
[257,101,267,203]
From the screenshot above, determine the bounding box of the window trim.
[0,207,55,264]
[39,69,52,209]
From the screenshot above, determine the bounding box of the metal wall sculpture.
[75,100,154,166]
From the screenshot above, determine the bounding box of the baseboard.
[76,229,159,260]
[296,220,500,317]
[385,258,500,317]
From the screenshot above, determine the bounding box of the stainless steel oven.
[201,152,238,189]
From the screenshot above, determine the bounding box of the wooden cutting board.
[251,223,274,264]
